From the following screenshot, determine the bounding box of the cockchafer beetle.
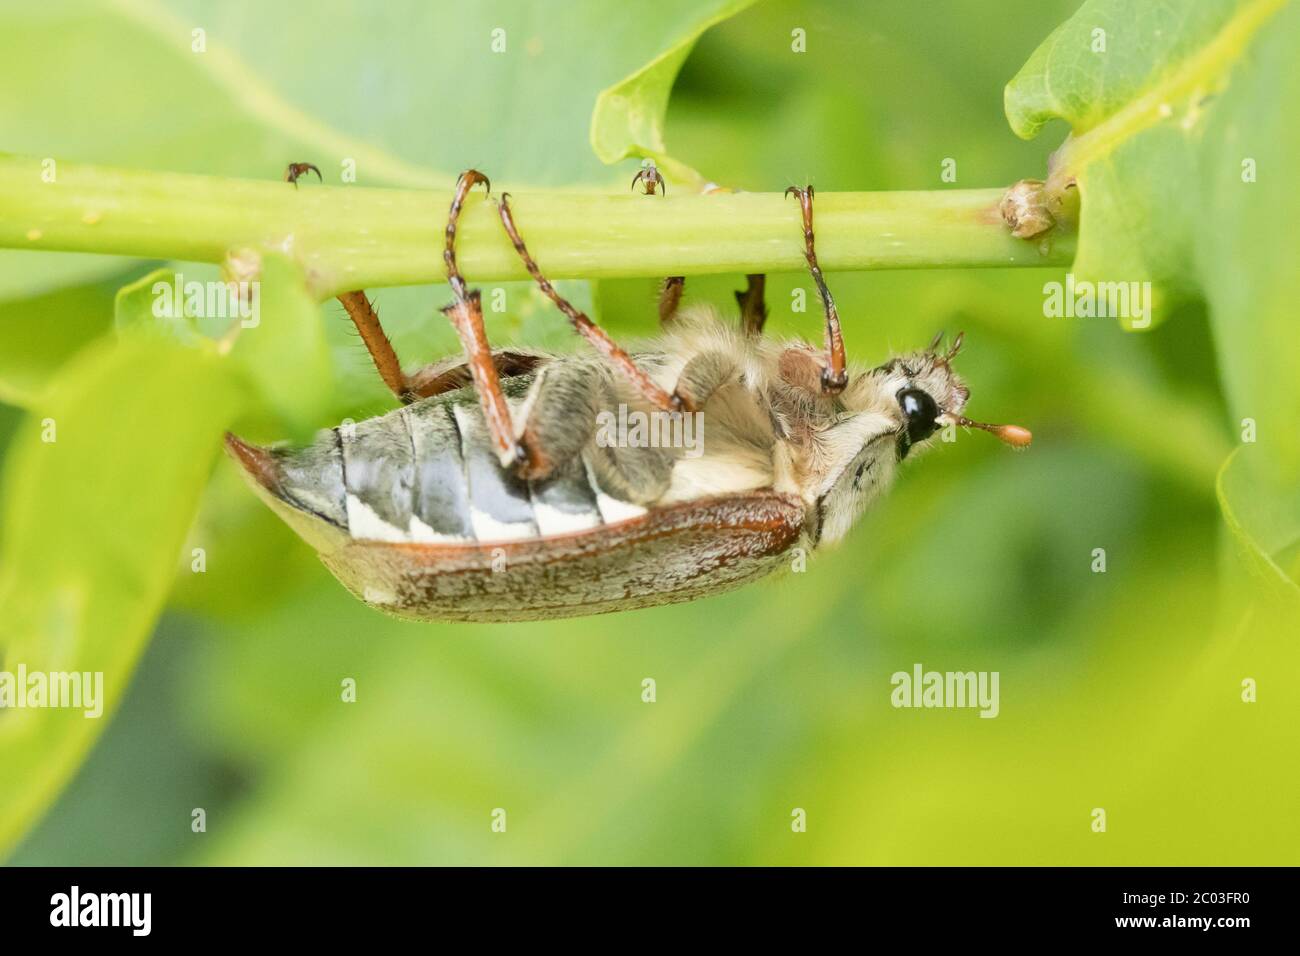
[228,168,1030,621]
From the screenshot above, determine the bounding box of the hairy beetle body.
[229,376,805,622]
[227,326,808,620]
[231,169,1029,621]
[228,308,1003,621]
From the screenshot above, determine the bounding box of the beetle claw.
[284,162,322,188]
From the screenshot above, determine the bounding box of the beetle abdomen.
[346,389,657,543]
[233,379,657,550]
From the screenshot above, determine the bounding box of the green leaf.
[114,267,204,347]
[590,0,756,179]
[0,251,139,304]
[0,337,243,856]
[1216,448,1300,603]
[1005,0,1288,326]
[1196,0,1300,476]
[0,0,759,423]
[0,275,119,406]
[114,257,332,439]
[0,0,759,301]
[1007,0,1300,599]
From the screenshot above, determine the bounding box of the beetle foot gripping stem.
[284,161,322,187]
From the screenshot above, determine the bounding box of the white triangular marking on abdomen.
[533,501,602,536]
[582,458,647,525]
[346,493,409,543]
[468,507,539,542]
[407,514,470,544]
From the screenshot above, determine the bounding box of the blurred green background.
[1,0,1296,865]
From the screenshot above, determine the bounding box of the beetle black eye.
[897,388,940,446]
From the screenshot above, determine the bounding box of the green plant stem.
[0,154,1075,300]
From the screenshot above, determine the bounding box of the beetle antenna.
[945,331,965,360]
[951,415,1032,448]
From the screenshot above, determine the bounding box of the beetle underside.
[227,388,805,622]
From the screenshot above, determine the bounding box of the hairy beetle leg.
[336,290,414,402]
[282,160,415,406]
[658,276,685,327]
[785,184,848,394]
[440,169,531,469]
[672,350,740,411]
[494,191,688,415]
[632,161,687,328]
[735,273,768,336]
[444,169,490,301]
[284,162,322,188]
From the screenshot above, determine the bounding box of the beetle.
[226,166,1031,621]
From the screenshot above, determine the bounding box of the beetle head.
[804,333,1030,544]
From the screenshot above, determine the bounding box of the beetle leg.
[735,273,768,336]
[658,275,685,327]
[630,162,685,328]
[785,185,847,394]
[441,169,529,469]
[284,161,322,188]
[505,358,673,502]
[405,351,545,400]
[495,192,692,413]
[577,370,674,504]
[591,441,675,506]
[336,293,541,407]
[672,350,742,411]
[508,359,608,482]
[280,153,407,403]
[336,290,414,402]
